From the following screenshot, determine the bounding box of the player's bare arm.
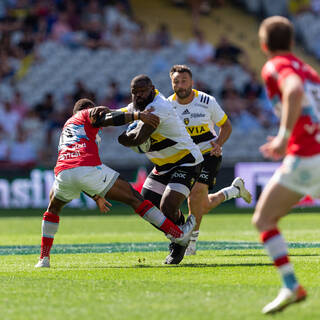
[118,121,157,147]
[89,107,159,128]
[260,74,303,160]
[210,118,232,156]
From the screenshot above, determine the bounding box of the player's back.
[54,109,102,176]
[262,53,320,156]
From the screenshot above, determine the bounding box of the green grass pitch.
[1,207,320,320]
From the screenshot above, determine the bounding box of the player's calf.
[35,211,59,268]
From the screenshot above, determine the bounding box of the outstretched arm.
[89,107,159,128]
[118,121,157,147]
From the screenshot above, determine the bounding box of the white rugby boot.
[174,214,196,246]
[262,285,307,314]
[35,256,50,268]
[232,177,252,204]
[185,240,197,255]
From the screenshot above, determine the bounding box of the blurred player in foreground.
[168,64,251,255]
[253,16,320,314]
[35,98,196,268]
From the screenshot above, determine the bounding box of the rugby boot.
[165,215,196,264]
[35,256,50,268]
[262,285,307,314]
[232,177,252,203]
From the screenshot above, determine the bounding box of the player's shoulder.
[147,91,173,114]
[195,90,218,107]
[167,93,175,102]
[120,103,134,112]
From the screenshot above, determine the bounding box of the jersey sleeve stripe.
[120,107,128,112]
[216,114,228,127]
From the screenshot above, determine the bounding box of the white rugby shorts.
[53,164,119,202]
[271,154,320,197]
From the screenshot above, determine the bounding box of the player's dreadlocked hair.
[170,65,193,78]
[73,98,96,114]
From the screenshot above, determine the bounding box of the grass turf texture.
[1,209,320,320]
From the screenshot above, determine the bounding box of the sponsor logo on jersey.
[182,109,190,115]
[172,171,187,179]
[184,118,190,125]
[186,124,209,136]
[191,113,206,118]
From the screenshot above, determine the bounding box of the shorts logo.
[103,176,107,183]
[199,173,209,180]
[172,172,187,179]
[184,118,190,125]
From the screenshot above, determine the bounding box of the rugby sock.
[221,186,239,201]
[190,230,199,242]
[40,211,59,259]
[261,228,298,291]
[135,200,183,238]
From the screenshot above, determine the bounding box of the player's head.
[259,16,294,55]
[170,65,193,99]
[131,74,155,110]
[73,98,96,114]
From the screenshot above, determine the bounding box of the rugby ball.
[126,121,151,153]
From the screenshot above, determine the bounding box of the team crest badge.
[184,118,189,125]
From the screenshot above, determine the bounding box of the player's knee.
[160,201,179,222]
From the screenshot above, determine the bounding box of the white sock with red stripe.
[261,228,298,291]
[135,200,183,239]
[40,211,59,259]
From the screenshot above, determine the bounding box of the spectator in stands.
[104,21,133,49]
[221,83,247,122]
[65,0,82,31]
[0,100,21,140]
[151,23,172,48]
[132,21,152,49]
[11,90,29,117]
[0,125,10,163]
[34,93,55,122]
[220,75,238,100]
[242,71,263,100]
[8,125,37,169]
[17,28,36,58]
[73,80,95,102]
[83,18,105,50]
[82,0,104,25]
[100,81,124,109]
[214,35,249,68]
[187,30,215,66]
[51,10,79,47]
[0,50,15,79]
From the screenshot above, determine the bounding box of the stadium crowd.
[0,0,287,169]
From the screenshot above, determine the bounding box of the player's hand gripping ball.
[126,121,151,153]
